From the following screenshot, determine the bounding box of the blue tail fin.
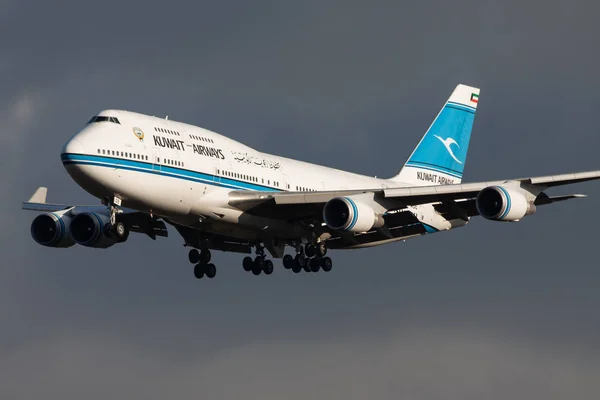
[391,84,480,185]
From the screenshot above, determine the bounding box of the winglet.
[28,187,48,203]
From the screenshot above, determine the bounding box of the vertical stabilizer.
[390,84,480,186]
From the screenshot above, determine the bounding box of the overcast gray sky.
[1,1,600,399]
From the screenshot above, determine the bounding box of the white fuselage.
[62,110,460,244]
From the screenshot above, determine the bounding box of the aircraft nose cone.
[62,138,84,155]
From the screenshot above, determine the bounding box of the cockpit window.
[88,116,121,124]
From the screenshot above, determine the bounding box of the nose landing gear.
[103,197,129,242]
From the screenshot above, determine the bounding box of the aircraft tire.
[252,266,262,275]
[242,256,253,271]
[294,254,305,267]
[114,221,129,242]
[194,263,205,279]
[189,249,200,264]
[310,258,321,272]
[283,254,294,269]
[254,256,265,270]
[321,257,333,272]
[263,260,274,275]
[200,249,211,264]
[292,264,302,273]
[205,263,217,278]
[302,258,311,272]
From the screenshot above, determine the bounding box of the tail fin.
[390,84,480,185]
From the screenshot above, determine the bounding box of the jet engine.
[323,197,384,233]
[70,212,119,248]
[476,185,536,222]
[30,212,75,248]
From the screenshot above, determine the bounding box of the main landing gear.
[242,245,274,276]
[189,248,216,279]
[282,242,332,274]
[189,242,333,280]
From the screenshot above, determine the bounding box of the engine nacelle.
[70,212,119,248]
[30,212,75,248]
[323,197,384,233]
[476,185,536,221]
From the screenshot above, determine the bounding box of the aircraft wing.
[229,170,600,220]
[22,187,168,239]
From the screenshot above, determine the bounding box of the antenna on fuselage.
[165,115,169,120]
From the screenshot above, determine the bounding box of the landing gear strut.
[104,197,129,242]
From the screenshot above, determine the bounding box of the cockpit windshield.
[88,116,121,124]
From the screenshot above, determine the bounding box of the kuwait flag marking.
[470,93,479,103]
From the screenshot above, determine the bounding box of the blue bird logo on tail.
[433,135,462,164]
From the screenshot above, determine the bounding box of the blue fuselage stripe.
[61,153,282,192]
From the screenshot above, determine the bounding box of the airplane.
[22,84,600,279]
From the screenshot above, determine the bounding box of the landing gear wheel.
[103,224,113,238]
[292,264,302,273]
[200,249,211,264]
[243,256,253,271]
[321,257,333,272]
[316,242,327,257]
[283,254,294,269]
[294,254,305,268]
[205,263,217,278]
[302,259,311,272]
[252,265,262,275]
[263,260,274,275]
[114,221,129,241]
[254,256,265,270]
[305,243,316,258]
[194,263,205,279]
[189,249,200,264]
[310,258,321,272]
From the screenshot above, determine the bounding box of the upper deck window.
[88,116,121,124]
